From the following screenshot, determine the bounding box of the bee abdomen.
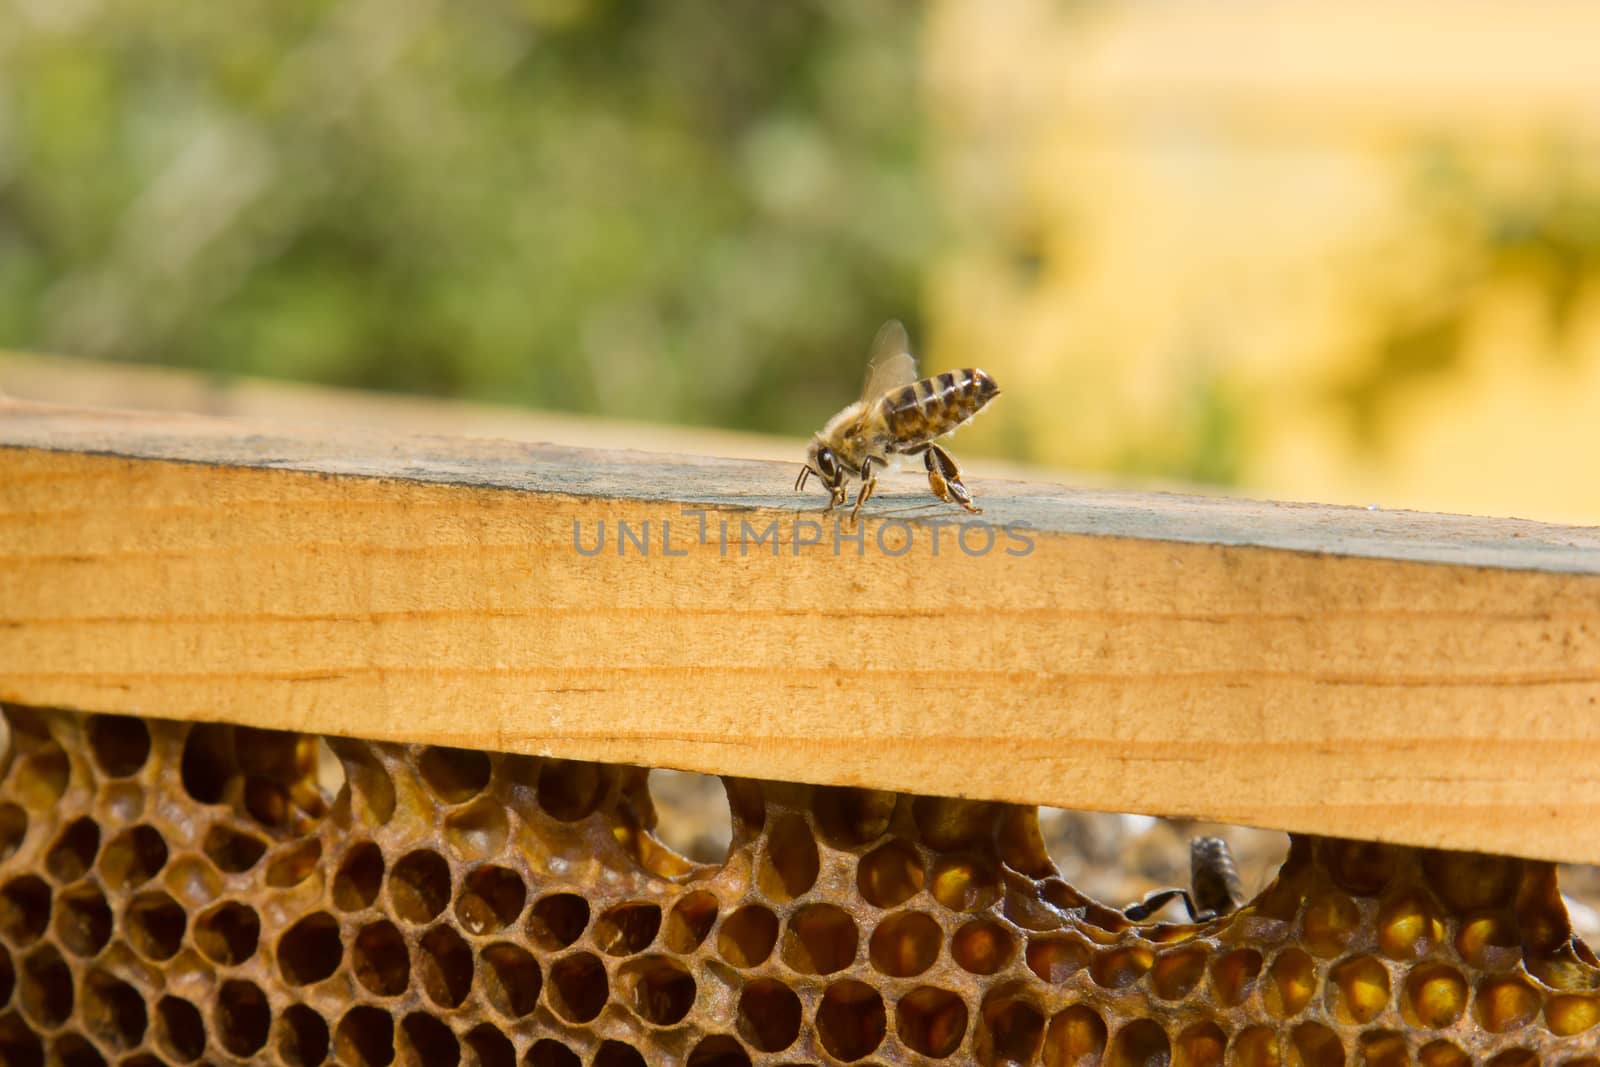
[882,368,1000,446]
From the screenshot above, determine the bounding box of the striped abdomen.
[879,368,1000,448]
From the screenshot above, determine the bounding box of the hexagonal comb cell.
[0,702,1594,1065]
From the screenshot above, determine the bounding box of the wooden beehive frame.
[3,398,1597,866]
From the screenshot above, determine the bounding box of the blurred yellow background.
[2,0,1598,522]
[925,1,1600,524]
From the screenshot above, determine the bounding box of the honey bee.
[1122,837,1245,923]
[795,320,1001,521]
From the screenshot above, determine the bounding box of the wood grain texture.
[3,399,1598,863]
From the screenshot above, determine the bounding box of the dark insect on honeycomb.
[0,703,1596,1066]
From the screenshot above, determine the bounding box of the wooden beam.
[0,349,807,465]
[0,349,1115,488]
[2,399,1598,863]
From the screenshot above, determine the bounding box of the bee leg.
[919,448,950,501]
[850,475,877,524]
[925,443,982,515]
[1124,888,1215,924]
[849,457,883,525]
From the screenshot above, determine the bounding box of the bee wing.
[860,319,919,403]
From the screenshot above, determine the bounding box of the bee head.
[796,438,844,494]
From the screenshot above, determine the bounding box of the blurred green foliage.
[0,0,932,435]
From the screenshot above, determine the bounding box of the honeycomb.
[0,703,1595,1066]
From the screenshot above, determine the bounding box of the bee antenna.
[795,466,812,492]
